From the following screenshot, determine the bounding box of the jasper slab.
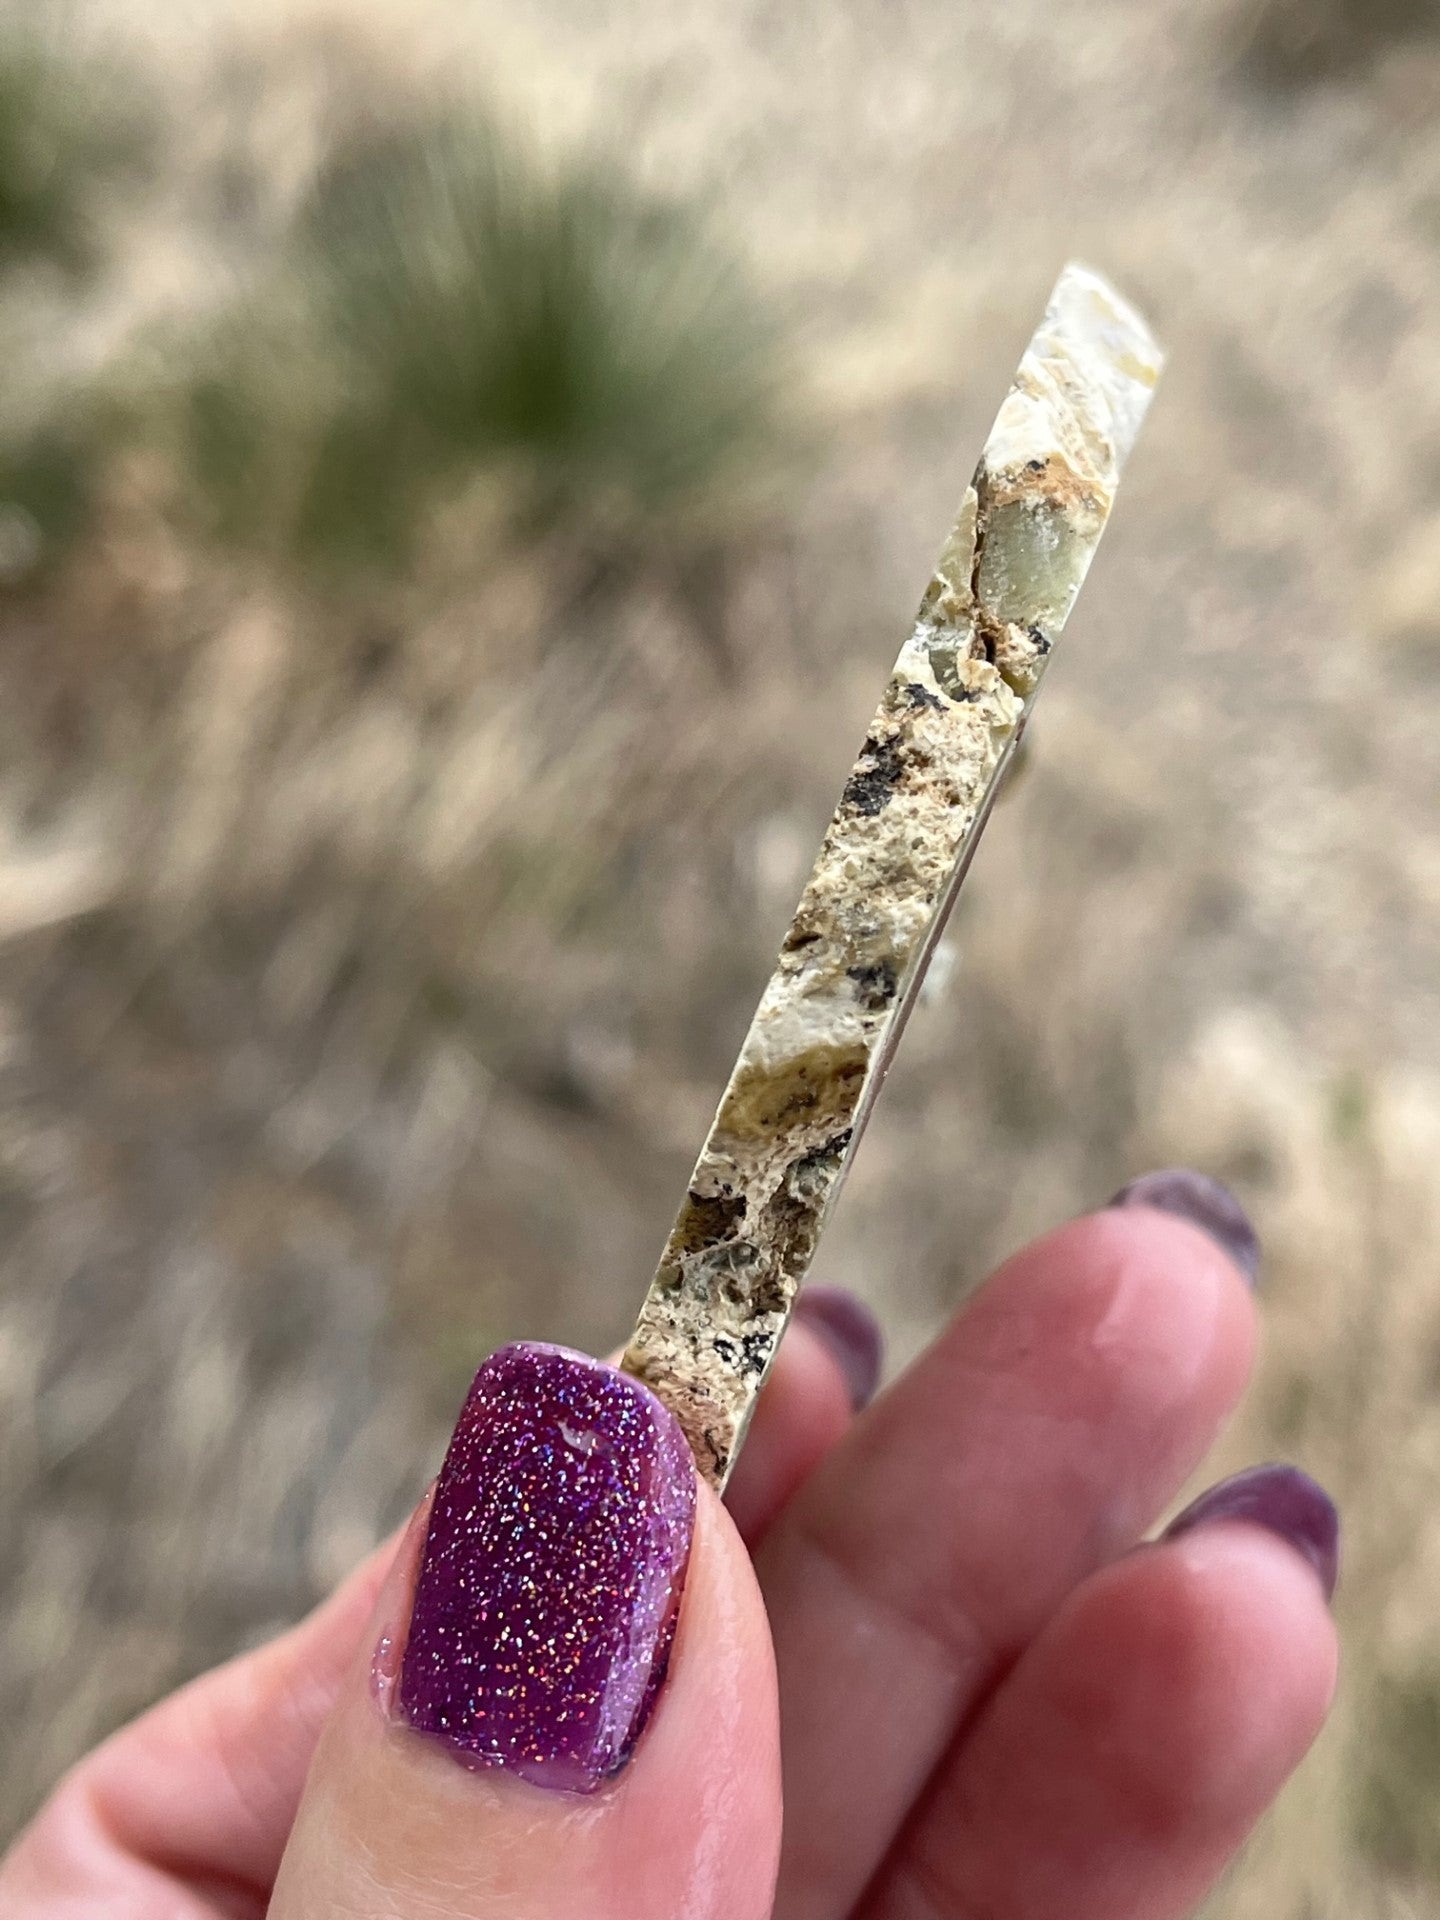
[622,264,1164,1489]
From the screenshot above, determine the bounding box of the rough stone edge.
[621,264,1164,1488]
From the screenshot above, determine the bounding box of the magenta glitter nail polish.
[398,1342,696,1792]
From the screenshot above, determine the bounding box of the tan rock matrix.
[622,264,1164,1488]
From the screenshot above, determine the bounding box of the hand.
[1,1170,1338,1919]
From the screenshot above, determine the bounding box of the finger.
[270,1343,780,1920]
[1,1312,838,1915]
[865,1482,1339,1919]
[725,1289,882,1543]
[762,1199,1257,1920]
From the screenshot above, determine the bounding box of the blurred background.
[2,0,1439,1910]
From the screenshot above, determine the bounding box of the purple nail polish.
[795,1286,884,1410]
[1109,1167,1261,1286]
[1163,1463,1340,1601]
[398,1342,696,1792]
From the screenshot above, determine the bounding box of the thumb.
[270,1342,781,1920]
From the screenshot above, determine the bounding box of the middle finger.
[756,1201,1257,1920]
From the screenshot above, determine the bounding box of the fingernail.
[1109,1167,1261,1286]
[398,1342,696,1792]
[1163,1463,1340,1601]
[795,1285,884,1410]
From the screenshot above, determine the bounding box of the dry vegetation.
[5,2,1440,1914]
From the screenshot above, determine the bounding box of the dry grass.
[4,6,1440,1915]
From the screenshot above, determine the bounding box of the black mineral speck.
[842,735,908,816]
[847,959,898,1010]
[898,681,945,713]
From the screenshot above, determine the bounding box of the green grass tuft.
[164,108,788,575]
[0,35,154,279]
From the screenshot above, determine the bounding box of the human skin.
[0,1179,1339,1920]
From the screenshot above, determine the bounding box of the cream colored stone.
[622,264,1164,1487]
